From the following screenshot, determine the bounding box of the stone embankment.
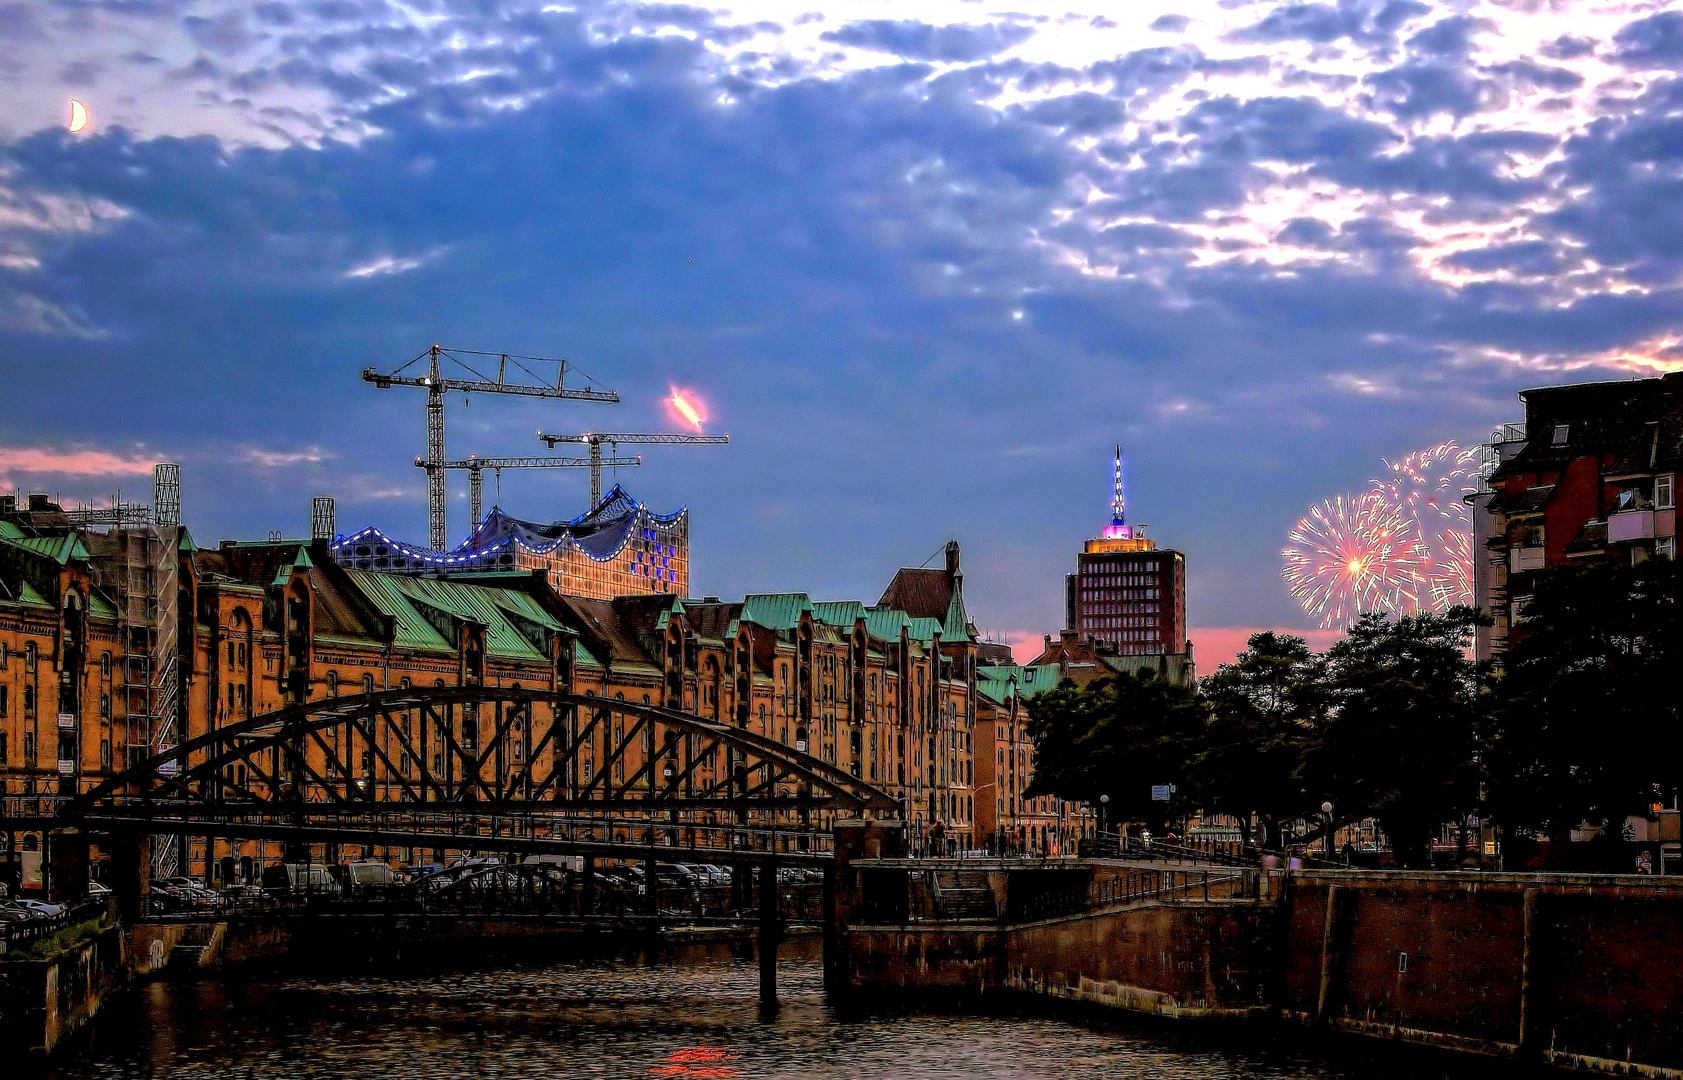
[832,821,1683,1079]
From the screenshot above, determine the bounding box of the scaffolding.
[83,464,182,877]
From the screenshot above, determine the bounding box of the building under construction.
[0,466,185,879]
[330,485,690,598]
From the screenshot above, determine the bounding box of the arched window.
[100,652,111,678]
[327,671,338,697]
[24,642,35,674]
[363,674,374,695]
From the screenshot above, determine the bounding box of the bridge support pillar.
[821,864,837,992]
[109,833,150,925]
[758,861,779,1008]
[644,854,659,917]
[582,856,596,915]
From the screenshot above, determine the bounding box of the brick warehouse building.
[1475,372,1683,661]
[0,481,987,886]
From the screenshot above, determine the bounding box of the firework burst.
[1283,442,1480,629]
[1370,442,1480,611]
[1282,492,1426,628]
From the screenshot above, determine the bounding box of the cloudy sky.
[3,0,1681,662]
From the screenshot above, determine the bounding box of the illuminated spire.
[1102,444,1133,540]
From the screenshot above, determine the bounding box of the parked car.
[347,861,398,897]
[260,863,342,897]
[15,899,66,919]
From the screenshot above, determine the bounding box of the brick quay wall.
[838,862,1683,1078]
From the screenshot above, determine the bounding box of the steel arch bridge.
[61,686,899,867]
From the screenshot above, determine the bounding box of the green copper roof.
[88,590,119,619]
[5,532,89,564]
[812,600,866,628]
[977,664,1061,704]
[355,572,556,661]
[907,616,944,644]
[0,521,25,540]
[864,606,908,643]
[343,570,453,653]
[942,586,970,642]
[739,593,812,631]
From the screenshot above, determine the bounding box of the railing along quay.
[1013,868,1265,922]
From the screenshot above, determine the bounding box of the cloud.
[242,446,336,468]
[821,19,1035,63]
[343,247,446,279]
[1,0,1682,640]
[0,446,156,475]
[1612,11,1683,70]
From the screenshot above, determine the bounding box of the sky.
[4,0,1683,668]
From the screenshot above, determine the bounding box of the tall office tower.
[1064,447,1187,656]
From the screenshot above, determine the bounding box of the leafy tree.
[1023,670,1207,828]
[1488,557,1681,839]
[1303,608,1488,868]
[1195,631,1323,851]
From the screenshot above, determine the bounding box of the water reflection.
[44,943,1491,1080]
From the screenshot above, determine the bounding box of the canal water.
[42,943,1496,1080]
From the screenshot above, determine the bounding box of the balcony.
[1609,509,1656,543]
[1509,547,1545,572]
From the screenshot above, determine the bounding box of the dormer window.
[1552,423,1570,446]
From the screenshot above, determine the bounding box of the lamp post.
[1321,801,1334,862]
[1099,794,1110,838]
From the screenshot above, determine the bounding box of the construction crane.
[536,431,731,507]
[425,454,643,532]
[364,344,619,549]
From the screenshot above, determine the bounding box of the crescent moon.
[68,99,88,133]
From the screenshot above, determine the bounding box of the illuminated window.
[1658,474,1675,511]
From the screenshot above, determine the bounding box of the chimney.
[312,496,336,542]
[945,540,960,577]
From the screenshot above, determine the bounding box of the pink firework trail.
[1283,442,1480,629]
[1282,492,1425,629]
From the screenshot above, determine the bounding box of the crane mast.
[536,430,731,506]
[364,344,618,549]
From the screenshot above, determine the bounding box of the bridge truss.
[63,686,898,868]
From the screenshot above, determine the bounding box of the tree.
[1195,631,1322,851]
[1488,557,1682,841]
[1023,670,1207,828]
[1302,608,1488,868]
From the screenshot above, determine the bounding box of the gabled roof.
[864,605,909,643]
[739,593,812,632]
[557,595,658,670]
[812,600,866,629]
[4,532,89,564]
[878,566,953,621]
[977,664,1062,704]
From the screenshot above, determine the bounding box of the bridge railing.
[1013,867,1268,922]
[142,880,832,925]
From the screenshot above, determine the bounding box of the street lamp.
[1321,801,1334,862]
[1099,793,1110,837]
